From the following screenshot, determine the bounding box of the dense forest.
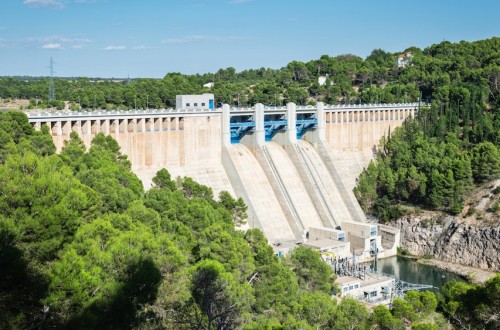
[1,109,499,329]
[352,38,500,220]
[1,37,499,329]
[5,39,498,110]
[1,39,498,220]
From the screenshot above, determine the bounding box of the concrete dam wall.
[29,103,416,243]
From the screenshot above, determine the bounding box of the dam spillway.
[262,141,324,233]
[295,139,355,225]
[28,102,417,244]
[224,143,296,242]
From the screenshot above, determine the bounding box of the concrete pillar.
[103,119,110,134]
[138,118,145,132]
[111,119,120,135]
[55,120,62,136]
[316,102,326,142]
[82,120,89,135]
[75,120,82,136]
[285,102,297,144]
[254,103,265,146]
[222,104,231,147]
[133,118,138,132]
[62,121,69,135]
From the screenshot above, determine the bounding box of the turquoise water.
[370,256,464,289]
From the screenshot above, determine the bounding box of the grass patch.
[397,246,411,256]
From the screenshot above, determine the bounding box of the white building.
[309,226,346,241]
[304,239,351,259]
[341,221,383,262]
[397,52,413,68]
[318,75,332,86]
[337,273,395,306]
[176,93,215,110]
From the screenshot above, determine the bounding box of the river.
[369,256,464,289]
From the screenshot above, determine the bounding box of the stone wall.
[395,216,500,271]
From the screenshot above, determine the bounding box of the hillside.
[0,37,498,111]
[0,37,499,329]
[353,37,499,220]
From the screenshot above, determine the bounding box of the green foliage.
[412,322,438,330]
[470,142,500,183]
[45,214,186,328]
[252,261,300,315]
[371,305,404,330]
[288,246,335,294]
[184,259,254,330]
[152,168,176,190]
[76,133,143,213]
[2,37,500,329]
[293,291,337,328]
[196,224,255,281]
[0,153,102,262]
[440,275,500,329]
[330,298,370,330]
[219,190,248,226]
[354,38,500,219]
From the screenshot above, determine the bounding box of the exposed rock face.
[395,215,500,271]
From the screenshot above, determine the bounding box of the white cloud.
[43,43,62,49]
[162,35,253,44]
[105,45,126,51]
[26,35,93,49]
[23,0,64,9]
[133,45,147,50]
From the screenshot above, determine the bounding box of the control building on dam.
[28,102,418,261]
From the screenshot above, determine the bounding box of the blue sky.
[1,0,499,78]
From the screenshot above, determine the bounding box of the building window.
[202,102,206,106]
[370,291,377,297]
[354,284,359,289]
[370,227,377,237]
[349,285,353,290]
[194,103,198,107]
[343,287,348,292]
[186,103,190,107]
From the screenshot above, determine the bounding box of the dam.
[27,102,417,257]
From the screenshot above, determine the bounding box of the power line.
[48,57,55,101]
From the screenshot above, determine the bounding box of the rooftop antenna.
[48,57,55,101]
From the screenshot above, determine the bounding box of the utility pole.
[48,57,55,102]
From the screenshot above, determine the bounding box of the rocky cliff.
[395,215,500,271]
